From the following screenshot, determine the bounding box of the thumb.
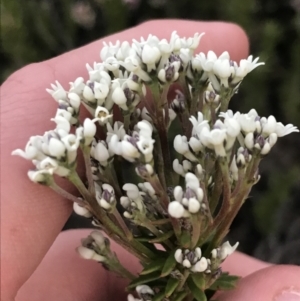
[218,265,300,301]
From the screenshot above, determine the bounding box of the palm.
[1,20,299,301]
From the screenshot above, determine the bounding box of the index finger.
[1,19,249,300]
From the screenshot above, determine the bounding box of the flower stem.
[81,145,96,196]
[49,181,84,205]
[150,81,174,187]
[68,171,155,261]
[176,269,190,292]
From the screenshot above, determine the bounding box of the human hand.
[1,20,299,301]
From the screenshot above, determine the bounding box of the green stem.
[108,253,136,280]
[213,158,231,228]
[68,170,92,202]
[137,218,173,249]
[104,162,123,197]
[68,171,155,261]
[176,269,190,292]
[111,209,133,241]
[151,81,174,187]
[49,181,84,205]
[209,163,223,215]
[81,145,96,196]
[220,88,234,112]
[191,214,202,249]
[123,111,131,131]
[153,133,167,189]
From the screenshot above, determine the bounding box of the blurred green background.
[2,0,300,264]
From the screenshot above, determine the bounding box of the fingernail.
[274,290,300,301]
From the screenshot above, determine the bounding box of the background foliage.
[2,0,300,264]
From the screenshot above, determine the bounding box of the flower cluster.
[12,31,298,301]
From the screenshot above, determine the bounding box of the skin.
[1,20,299,301]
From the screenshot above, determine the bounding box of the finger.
[16,229,140,301]
[15,229,275,301]
[221,249,270,277]
[1,20,249,300]
[15,229,268,301]
[218,265,300,301]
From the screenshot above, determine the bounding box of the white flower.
[168,201,185,218]
[27,169,52,183]
[69,77,85,94]
[244,132,254,150]
[141,44,161,72]
[158,62,180,83]
[237,112,257,134]
[174,135,197,162]
[91,141,110,166]
[97,184,116,210]
[127,294,140,301]
[76,246,106,262]
[115,41,131,61]
[136,285,154,298]
[136,137,155,162]
[68,92,81,110]
[94,106,113,125]
[12,136,46,161]
[232,55,265,84]
[93,81,110,100]
[261,142,271,155]
[219,241,239,260]
[111,86,128,110]
[230,156,239,181]
[123,183,140,199]
[169,173,203,218]
[121,139,140,161]
[46,81,67,101]
[106,122,126,143]
[51,109,72,133]
[188,198,201,213]
[137,120,153,138]
[261,115,277,136]
[200,126,227,157]
[191,257,208,273]
[212,52,234,86]
[108,134,123,156]
[90,230,106,248]
[34,157,70,177]
[47,138,66,158]
[73,202,92,218]
[61,132,82,164]
[100,40,121,61]
[175,248,208,272]
[275,123,299,137]
[173,159,192,177]
[104,56,120,71]
[83,84,96,102]
[83,118,97,145]
[195,51,217,72]
[175,249,183,263]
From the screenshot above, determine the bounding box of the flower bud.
[168,201,185,218]
[73,202,92,218]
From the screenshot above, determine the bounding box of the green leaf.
[149,230,174,243]
[173,291,188,301]
[127,271,161,289]
[179,230,191,247]
[165,277,180,297]
[160,251,177,277]
[140,258,166,275]
[209,273,240,291]
[191,273,205,290]
[187,278,207,301]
